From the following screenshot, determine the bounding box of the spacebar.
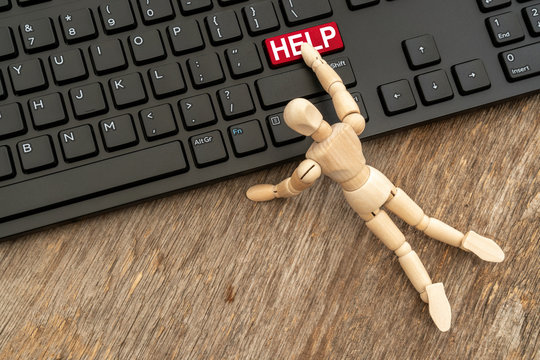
[0,141,187,221]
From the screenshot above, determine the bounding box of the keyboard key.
[402,34,440,70]
[129,30,167,65]
[476,0,511,12]
[218,84,255,119]
[190,130,228,167]
[0,142,187,221]
[266,113,304,146]
[100,114,138,151]
[219,0,246,5]
[188,53,225,89]
[0,71,5,100]
[69,82,108,119]
[0,146,15,181]
[59,125,98,162]
[8,58,48,95]
[137,0,174,25]
[256,56,356,108]
[179,94,217,130]
[414,70,453,105]
[167,20,204,55]
[28,93,67,129]
[17,135,57,173]
[452,59,491,95]
[316,92,368,123]
[179,0,212,14]
[228,120,266,156]
[49,49,88,85]
[109,72,148,109]
[148,63,186,98]
[225,43,263,78]
[0,0,11,11]
[139,104,178,140]
[16,0,49,6]
[264,22,344,67]
[0,27,17,61]
[499,42,540,81]
[19,18,57,53]
[242,1,280,35]
[98,0,136,34]
[378,80,416,116]
[59,9,98,44]
[486,12,525,46]
[89,39,127,75]
[523,4,540,36]
[0,103,26,140]
[347,0,379,10]
[279,0,332,26]
[205,10,242,45]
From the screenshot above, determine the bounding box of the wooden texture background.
[0,93,538,359]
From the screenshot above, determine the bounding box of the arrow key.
[415,69,453,105]
[452,59,491,95]
[402,34,440,70]
[378,79,416,116]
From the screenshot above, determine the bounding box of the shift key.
[500,42,540,82]
[256,57,356,109]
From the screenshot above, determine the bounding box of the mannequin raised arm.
[301,43,366,135]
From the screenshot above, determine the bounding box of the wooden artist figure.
[246,43,505,332]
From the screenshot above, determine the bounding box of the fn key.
[228,120,266,157]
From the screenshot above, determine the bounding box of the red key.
[264,22,343,67]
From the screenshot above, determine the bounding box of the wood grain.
[0,93,538,359]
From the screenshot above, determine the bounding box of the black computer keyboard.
[0,0,538,240]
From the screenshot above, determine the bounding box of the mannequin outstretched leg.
[364,209,452,332]
[384,188,505,263]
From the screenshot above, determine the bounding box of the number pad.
[19,18,58,53]
[98,0,136,34]
[486,12,525,46]
[523,4,540,36]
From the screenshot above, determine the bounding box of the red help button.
[264,22,344,67]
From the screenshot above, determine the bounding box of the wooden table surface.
[0,93,538,359]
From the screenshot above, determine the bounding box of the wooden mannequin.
[246,43,505,332]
